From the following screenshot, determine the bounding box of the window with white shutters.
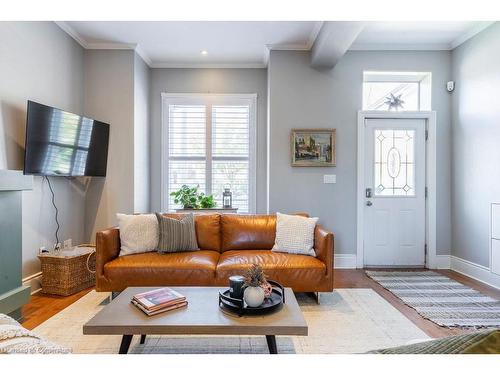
[162,94,256,213]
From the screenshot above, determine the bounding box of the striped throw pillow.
[156,213,199,253]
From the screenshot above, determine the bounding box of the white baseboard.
[434,255,451,269]
[22,272,42,295]
[450,256,500,290]
[334,254,357,269]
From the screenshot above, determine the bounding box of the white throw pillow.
[116,213,159,256]
[272,212,319,256]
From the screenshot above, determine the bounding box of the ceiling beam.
[310,21,364,69]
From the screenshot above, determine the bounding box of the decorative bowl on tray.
[218,280,285,316]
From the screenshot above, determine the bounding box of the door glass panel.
[374,129,415,196]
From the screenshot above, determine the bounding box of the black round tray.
[218,280,285,316]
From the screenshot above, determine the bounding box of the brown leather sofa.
[95,213,334,293]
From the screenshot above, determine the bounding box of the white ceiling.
[350,21,491,50]
[57,21,493,68]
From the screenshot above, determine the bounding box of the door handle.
[366,201,373,206]
[365,188,372,198]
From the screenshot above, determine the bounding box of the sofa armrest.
[95,227,120,280]
[314,225,334,276]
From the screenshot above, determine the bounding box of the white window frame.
[362,71,432,111]
[161,93,257,213]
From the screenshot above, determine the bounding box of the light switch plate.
[323,174,336,184]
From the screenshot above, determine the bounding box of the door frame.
[356,111,437,269]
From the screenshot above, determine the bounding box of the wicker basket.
[38,248,96,296]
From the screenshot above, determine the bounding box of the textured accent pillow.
[0,313,71,354]
[116,213,159,256]
[272,212,318,256]
[156,213,199,253]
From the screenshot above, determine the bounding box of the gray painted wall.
[268,50,452,255]
[83,50,136,240]
[0,22,85,278]
[149,68,268,213]
[451,22,500,267]
[134,53,151,213]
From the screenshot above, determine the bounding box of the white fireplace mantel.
[0,170,33,191]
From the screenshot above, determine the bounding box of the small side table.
[38,246,96,296]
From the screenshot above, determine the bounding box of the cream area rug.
[33,289,429,354]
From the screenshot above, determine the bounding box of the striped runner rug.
[366,271,500,328]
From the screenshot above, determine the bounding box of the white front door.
[363,118,426,266]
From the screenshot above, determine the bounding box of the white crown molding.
[262,21,323,66]
[350,22,496,52]
[450,21,496,49]
[85,42,137,50]
[266,43,312,51]
[85,41,153,66]
[262,47,270,66]
[135,45,153,66]
[56,21,325,69]
[307,21,324,49]
[55,21,89,48]
[55,21,154,67]
[150,62,266,69]
[349,42,452,51]
[263,42,311,66]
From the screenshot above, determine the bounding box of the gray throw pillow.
[156,213,199,253]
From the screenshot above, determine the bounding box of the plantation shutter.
[212,105,250,213]
[167,104,206,209]
[163,95,255,213]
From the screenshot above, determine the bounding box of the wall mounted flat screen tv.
[23,101,110,177]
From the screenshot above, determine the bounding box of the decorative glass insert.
[363,82,419,111]
[362,71,432,111]
[374,129,415,196]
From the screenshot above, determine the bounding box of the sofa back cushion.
[162,213,221,252]
[220,213,309,252]
[221,214,276,251]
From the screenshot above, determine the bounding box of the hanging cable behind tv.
[45,176,61,249]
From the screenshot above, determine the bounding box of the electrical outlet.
[63,239,72,249]
[323,174,336,184]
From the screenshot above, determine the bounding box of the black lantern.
[223,187,232,209]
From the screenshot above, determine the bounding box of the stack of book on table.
[131,287,187,316]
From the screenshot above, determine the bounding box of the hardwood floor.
[335,269,500,338]
[21,269,500,338]
[21,287,94,330]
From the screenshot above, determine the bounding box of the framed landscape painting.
[291,129,336,167]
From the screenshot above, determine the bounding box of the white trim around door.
[356,111,437,269]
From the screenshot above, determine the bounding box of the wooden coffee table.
[83,287,308,354]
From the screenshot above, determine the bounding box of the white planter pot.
[243,286,265,307]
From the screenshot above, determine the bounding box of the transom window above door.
[161,93,257,213]
[363,71,432,111]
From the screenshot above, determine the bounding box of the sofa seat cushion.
[104,251,219,289]
[215,250,326,290]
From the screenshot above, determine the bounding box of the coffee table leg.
[119,335,133,354]
[266,335,278,354]
[140,334,146,344]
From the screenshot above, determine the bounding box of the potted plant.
[170,185,216,209]
[198,192,216,209]
[242,264,267,307]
